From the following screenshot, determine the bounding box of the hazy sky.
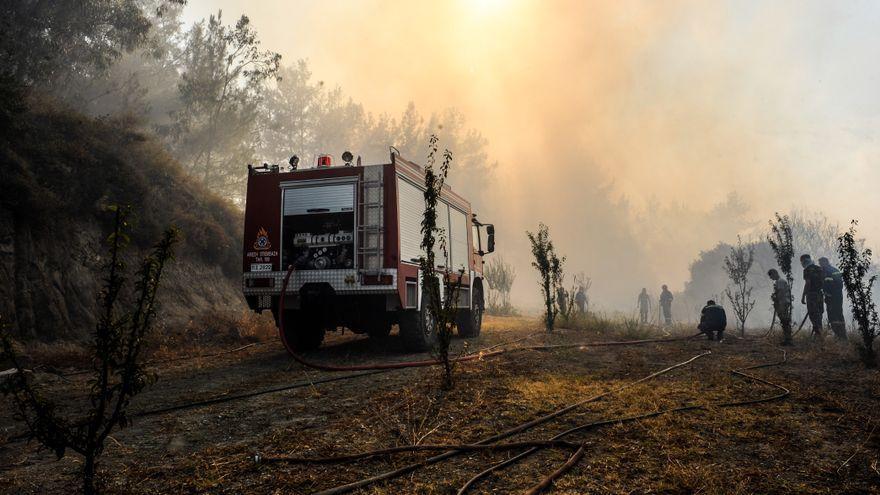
[185,0,880,309]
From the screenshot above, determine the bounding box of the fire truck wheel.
[456,285,484,337]
[399,290,438,352]
[282,311,325,352]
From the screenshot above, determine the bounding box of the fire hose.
[257,351,789,495]
[277,265,700,373]
[251,352,710,495]
[278,351,712,495]
[792,312,811,337]
[466,351,790,495]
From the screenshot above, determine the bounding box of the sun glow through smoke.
[182,0,880,310]
[466,0,509,17]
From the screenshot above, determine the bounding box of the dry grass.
[149,309,276,356]
[2,315,879,494]
[1,310,277,373]
[7,340,93,370]
[558,311,697,340]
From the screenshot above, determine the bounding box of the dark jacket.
[803,263,825,295]
[699,304,727,331]
[822,264,844,296]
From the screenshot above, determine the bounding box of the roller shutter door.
[283,183,355,215]
[450,206,469,272]
[398,177,423,264]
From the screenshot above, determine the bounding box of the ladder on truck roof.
[358,166,384,275]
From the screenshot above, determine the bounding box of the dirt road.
[2,316,879,494]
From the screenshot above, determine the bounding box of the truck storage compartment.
[398,175,469,271]
[281,182,356,270]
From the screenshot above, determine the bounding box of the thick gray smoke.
[169,0,880,311]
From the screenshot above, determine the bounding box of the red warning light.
[317,155,332,167]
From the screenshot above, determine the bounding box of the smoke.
[184,0,880,311]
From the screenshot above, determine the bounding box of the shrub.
[526,223,564,332]
[836,221,878,367]
[0,205,178,493]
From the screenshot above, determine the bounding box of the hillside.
[0,96,245,340]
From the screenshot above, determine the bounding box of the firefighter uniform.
[557,286,568,316]
[820,260,846,339]
[660,286,674,325]
[575,288,587,314]
[769,271,792,345]
[638,289,650,324]
[802,261,825,336]
[699,301,727,341]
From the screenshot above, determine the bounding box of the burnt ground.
[1,316,879,494]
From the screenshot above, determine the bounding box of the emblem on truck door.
[253,227,272,250]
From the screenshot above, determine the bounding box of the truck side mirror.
[486,224,495,254]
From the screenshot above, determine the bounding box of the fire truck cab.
[242,150,495,353]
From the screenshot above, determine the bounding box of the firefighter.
[800,254,825,337]
[638,288,651,324]
[698,300,727,341]
[575,286,588,314]
[557,286,568,316]
[818,257,846,339]
[660,285,674,325]
[768,269,793,345]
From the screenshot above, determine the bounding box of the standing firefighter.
[660,284,674,325]
[768,269,793,345]
[800,254,825,337]
[818,257,846,339]
[557,286,568,317]
[638,288,651,324]
[698,300,727,341]
[575,286,588,314]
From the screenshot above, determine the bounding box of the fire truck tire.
[281,310,325,352]
[399,290,438,352]
[457,285,484,338]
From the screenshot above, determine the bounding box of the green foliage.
[527,223,565,332]
[0,0,184,87]
[484,256,518,316]
[419,135,461,390]
[768,213,794,285]
[0,206,178,494]
[837,221,878,368]
[3,3,496,208]
[723,236,756,335]
[160,10,281,199]
[59,0,188,121]
[767,213,795,320]
[1,99,241,277]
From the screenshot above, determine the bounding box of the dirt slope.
[0,97,244,340]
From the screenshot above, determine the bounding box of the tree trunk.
[83,452,97,495]
[862,342,877,368]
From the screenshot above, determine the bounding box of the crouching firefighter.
[698,300,727,341]
[768,269,793,346]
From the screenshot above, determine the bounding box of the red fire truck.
[242,150,495,353]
